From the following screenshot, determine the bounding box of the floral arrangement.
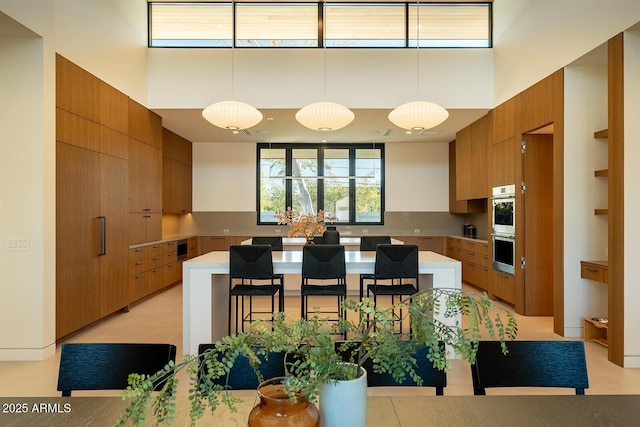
[275,207,336,240]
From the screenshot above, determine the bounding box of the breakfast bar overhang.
[182,250,462,355]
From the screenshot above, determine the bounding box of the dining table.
[182,249,462,355]
[2,394,638,426]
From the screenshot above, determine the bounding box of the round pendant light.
[388,101,449,131]
[202,100,263,130]
[295,101,355,131]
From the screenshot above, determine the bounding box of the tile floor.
[1,283,639,397]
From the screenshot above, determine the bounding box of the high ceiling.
[155,107,489,144]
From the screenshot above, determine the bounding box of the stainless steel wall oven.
[491,184,516,275]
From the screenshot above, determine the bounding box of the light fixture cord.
[323,1,327,100]
[231,0,235,99]
[416,0,420,100]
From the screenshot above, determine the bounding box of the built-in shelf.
[594,209,608,216]
[594,169,608,177]
[583,317,608,347]
[594,129,608,139]
[580,260,608,284]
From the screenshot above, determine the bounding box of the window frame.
[148,2,493,49]
[256,143,385,226]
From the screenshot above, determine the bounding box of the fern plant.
[116,288,517,427]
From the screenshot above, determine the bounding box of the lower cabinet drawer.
[492,271,515,304]
[464,262,488,291]
[148,267,164,293]
[129,273,149,302]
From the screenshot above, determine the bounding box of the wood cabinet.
[56,55,130,340]
[187,237,199,259]
[163,128,193,214]
[395,236,445,254]
[128,138,162,244]
[128,99,163,245]
[446,237,489,291]
[492,270,515,304]
[491,138,516,187]
[492,98,516,144]
[129,240,182,304]
[455,115,489,201]
[449,142,484,213]
[519,74,555,133]
[199,236,245,254]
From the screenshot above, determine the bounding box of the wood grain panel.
[99,154,130,317]
[522,134,554,315]
[608,33,624,366]
[492,270,515,304]
[552,68,565,336]
[455,126,472,200]
[128,98,162,148]
[56,142,101,339]
[56,54,99,121]
[99,80,128,134]
[520,74,554,133]
[129,138,163,214]
[491,138,516,187]
[470,114,489,198]
[56,108,100,152]
[99,126,128,160]
[492,97,515,144]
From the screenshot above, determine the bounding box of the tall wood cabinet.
[455,114,489,201]
[163,128,193,214]
[128,99,162,244]
[55,55,130,339]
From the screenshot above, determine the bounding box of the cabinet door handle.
[98,216,106,256]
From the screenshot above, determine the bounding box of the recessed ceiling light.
[405,131,412,134]
[266,117,274,121]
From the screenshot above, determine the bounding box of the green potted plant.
[116,288,517,426]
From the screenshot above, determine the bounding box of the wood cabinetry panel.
[520,74,555,133]
[98,154,129,317]
[470,115,490,198]
[492,270,515,304]
[56,142,101,338]
[56,109,100,152]
[128,98,162,148]
[492,138,516,187]
[492,98,515,144]
[163,128,192,165]
[129,138,163,215]
[56,54,99,121]
[99,126,128,160]
[455,115,489,201]
[446,237,488,291]
[99,81,128,134]
[581,261,608,284]
[129,213,162,245]
[448,142,483,213]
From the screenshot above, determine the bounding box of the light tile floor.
[1,283,639,397]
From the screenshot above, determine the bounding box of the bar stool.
[301,244,347,338]
[228,245,284,334]
[361,244,419,333]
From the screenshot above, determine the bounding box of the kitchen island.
[182,250,461,354]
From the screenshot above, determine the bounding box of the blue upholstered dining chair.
[57,343,177,396]
[470,340,589,395]
[197,343,286,390]
[335,340,447,395]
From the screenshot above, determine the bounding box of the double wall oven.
[491,185,516,275]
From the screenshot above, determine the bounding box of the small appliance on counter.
[463,224,477,238]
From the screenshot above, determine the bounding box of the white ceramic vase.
[319,366,367,427]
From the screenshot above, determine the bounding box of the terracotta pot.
[248,377,319,427]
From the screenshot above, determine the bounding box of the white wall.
[562,64,608,338]
[148,47,494,110]
[0,8,55,360]
[386,143,449,212]
[192,142,450,213]
[493,0,640,105]
[193,142,256,212]
[624,30,640,367]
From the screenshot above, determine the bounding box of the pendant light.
[202,1,262,131]
[388,0,448,131]
[296,16,354,132]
